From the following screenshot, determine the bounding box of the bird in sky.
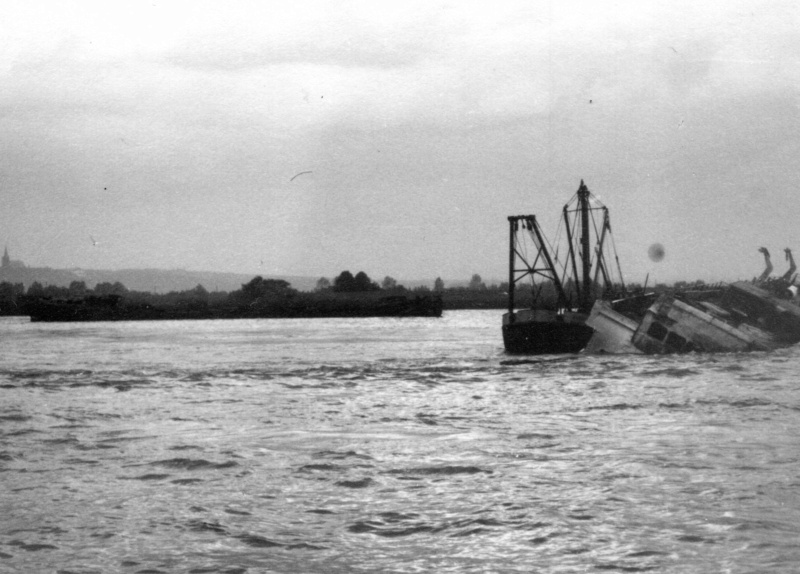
[290,171,313,182]
[90,235,98,247]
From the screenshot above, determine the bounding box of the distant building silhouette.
[1,246,25,269]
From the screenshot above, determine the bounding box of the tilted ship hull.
[585,280,800,355]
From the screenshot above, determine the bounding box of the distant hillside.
[0,266,318,293]
[0,265,494,294]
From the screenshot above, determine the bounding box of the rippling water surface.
[2,310,800,573]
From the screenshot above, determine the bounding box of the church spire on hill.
[1,246,9,269]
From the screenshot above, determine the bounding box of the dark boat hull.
[502,311,593,354]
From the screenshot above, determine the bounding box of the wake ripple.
[185,519,326,551]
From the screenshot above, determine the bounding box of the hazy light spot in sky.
[648,243,665,263]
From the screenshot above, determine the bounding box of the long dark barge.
[23,292,443,322]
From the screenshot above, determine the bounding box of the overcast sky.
[1,0,799,285]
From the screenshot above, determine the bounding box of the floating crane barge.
[502,180,625,354]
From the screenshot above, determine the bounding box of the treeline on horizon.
[0,269,716,316]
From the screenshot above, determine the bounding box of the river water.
[1,310,800,573]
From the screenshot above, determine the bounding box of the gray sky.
[1,0,799,285]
